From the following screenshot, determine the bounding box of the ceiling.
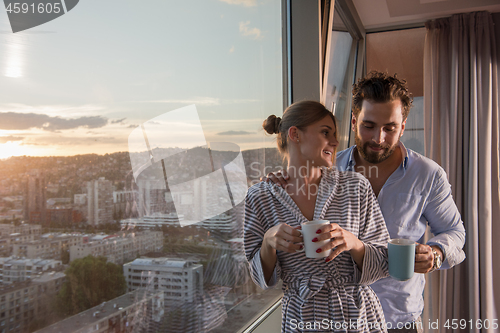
[351,0,500,31]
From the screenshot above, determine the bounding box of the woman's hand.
[313,223,365,268]
[260,223,303,283]
[261,170,290,188]
[263,223,303,253]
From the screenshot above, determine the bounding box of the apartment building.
[0,225,41,259]
[123,258,203,304]
[69,231,163,265]
[113,190,138,219]
[13,234,83,260]
[0,225,41,239]
[35,289,164,333]
[0,258,62,285]
[199,213,235,234]
[0,234,38,259]
[0,225,42,258]
[0,272,65,333]
[87,177,113,226]
[136,178,168,218]
[123,212,183,228]
[24,172,47,225]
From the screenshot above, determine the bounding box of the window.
[365,28,426,154]
[0,0,282,332]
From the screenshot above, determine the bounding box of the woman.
[244,101,390,333]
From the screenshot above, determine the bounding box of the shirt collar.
[346,146,356,171]
[399,141,409,170]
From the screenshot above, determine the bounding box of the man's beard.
[354,129,399,164]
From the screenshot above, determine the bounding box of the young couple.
[244,71,466,333]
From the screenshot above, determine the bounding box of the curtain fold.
[423,11,499,333]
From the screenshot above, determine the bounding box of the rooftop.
[0,257,61,266]
[32,271,65,283]
[35,289,163,333]
[125,257,199,268]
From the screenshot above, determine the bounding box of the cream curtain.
[423,11,500,333]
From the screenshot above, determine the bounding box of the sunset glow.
[0,142,25,159]
[3,34,25,78]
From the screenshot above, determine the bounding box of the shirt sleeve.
[243,187,280,289]
[355,179,390,285]
[423,168,466,269]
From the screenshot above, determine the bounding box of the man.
[267,71,466,333]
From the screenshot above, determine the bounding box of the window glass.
[400,96,424,154]
[322,4,356,151]
[0,1,282,331]
[365,28,426,154]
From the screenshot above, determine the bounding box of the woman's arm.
[261,224,303,283]
[244,187,302,287]
[355,178,390,284]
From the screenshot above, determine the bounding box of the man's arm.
[421,167,466,270]
[261,170,290,188]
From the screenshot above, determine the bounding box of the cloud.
[239,21,263,40]
[143,97,221,106]
[21,135,121,146]
[0,103,105,116]
[229,46,235,53]
[0,136,24,143]
[136,97,258,106]
[0,112,108,131]
[220,0,257,7]
[217,130,254,135]
[111,118,126,124]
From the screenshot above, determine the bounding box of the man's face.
[352,99,406,164]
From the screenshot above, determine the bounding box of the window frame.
[240,1,366,330]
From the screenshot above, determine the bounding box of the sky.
[0,0,283,159]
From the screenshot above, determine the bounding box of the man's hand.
[414,243,443,273]
[261,170,290,188]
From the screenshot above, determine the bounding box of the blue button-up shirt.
[336,142,466,327]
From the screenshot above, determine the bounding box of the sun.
[0,142,26,160]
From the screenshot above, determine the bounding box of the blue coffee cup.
[388,239,415,281]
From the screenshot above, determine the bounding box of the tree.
[61,248,70,264]
[55,256,126,317]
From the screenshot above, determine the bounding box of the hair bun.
[263,115,282,135]
[273,117,282,134]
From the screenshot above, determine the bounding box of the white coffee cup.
[297,219,331,258]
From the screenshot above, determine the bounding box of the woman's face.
[294,115,338,168]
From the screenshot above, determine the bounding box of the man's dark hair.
[352,71,413,121]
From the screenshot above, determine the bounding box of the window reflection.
[321,4,356,151]
[400,97,425,154]
[0,0,283,332]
